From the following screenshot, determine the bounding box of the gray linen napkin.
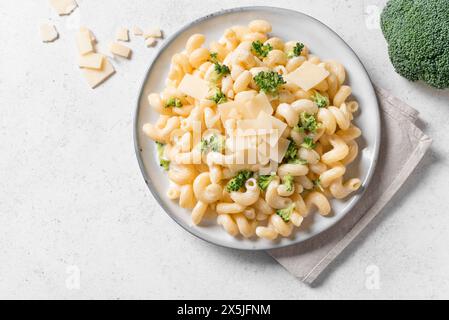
[268,87,432,286]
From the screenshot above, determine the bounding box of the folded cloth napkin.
[268,87,432,286]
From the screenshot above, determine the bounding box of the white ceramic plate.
[134,6,380,250]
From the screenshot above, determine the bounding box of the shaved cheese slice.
[236,119,260,133]
[285,61,329,91]
[76,29,94,55]
[78,53,104,70]
[259,137,290,163]
[256,111,287,147]
[49,0,77,16]
[177,74,209,100]
[144,28,162,39]
[237,92,274,119]
[82,58,115,88]
[227,135,258,152]
[109,42,132,58]
[145,37,157,47]
[132,26,143,36]
[79,27,96,43]
[40,23,58,42]
[116,28,129,42]
[275,137,291,163]
[217,101,242,125]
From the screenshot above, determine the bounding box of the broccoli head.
[226,170,254,192]
[380,0,449,89]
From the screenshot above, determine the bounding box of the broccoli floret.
[282,174,294,192]
[226,170,254,192]
[380,0,449,89]
[276,203,295,222]
[251,40,273,58]
[253,71,286,95]
[165,97,183,108]
[294,112,320,134]
[156,142,170,171]
[257,173,275,191]
[210,52,219,63]
[200,134,224,153]
[301,136,316,149]
[287,42,304,58]
[284,139,299,162]
[312,91,329,108]
[214,63,230,78]
[209,89,227,104]
[209,52,230,81]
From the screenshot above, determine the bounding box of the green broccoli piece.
[210,52,219,63]
[156,142,170,171]
[214,63,230,78]
[287,42,304,58]
[276,203,295,222]
[200,134,224,153]
[253,71,286,95]
[294,112,320,134]
[301,136,316,149]
[251,40,272,58]
[284,139,299,162]
[380,0,449,89]
[257,173,275,191]
[209,89,227,104]
[165,97,183,108]
[312,91,329,108]
[282,174,294,192]
[226,170,254,192]
[209,52,230,81]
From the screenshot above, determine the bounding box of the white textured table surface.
[1,0,448,299]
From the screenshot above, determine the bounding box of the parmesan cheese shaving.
[177,74,210,100]
[145,37,157,47]
[255,111,287,147]
[285,61,330,91]
[76,29,94,55]
[82,58,115,89]
[132,26,143,36]
[40,23,58,43]
[79,27,96,43]
[144,28,162,39]
[78,53,104,70]
[116,28,129,42]
[49,0,78,16]
[109,42,132,59]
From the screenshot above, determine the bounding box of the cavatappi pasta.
[143,20,362,240]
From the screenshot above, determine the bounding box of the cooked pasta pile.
[143,20,362,240]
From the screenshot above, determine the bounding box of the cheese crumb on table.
[78,53,104,70]
[132,26,143,36]
[109,42,132,59]
[144,28,162,39]
[49,0,78,16]
[82,58,115,89]
[145,37,157,47]
[76,29,94,55]
[80,27,96,43]
[40,23,59,42]
[115,28,129,42]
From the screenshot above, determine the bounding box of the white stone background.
[0,0,448,299]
